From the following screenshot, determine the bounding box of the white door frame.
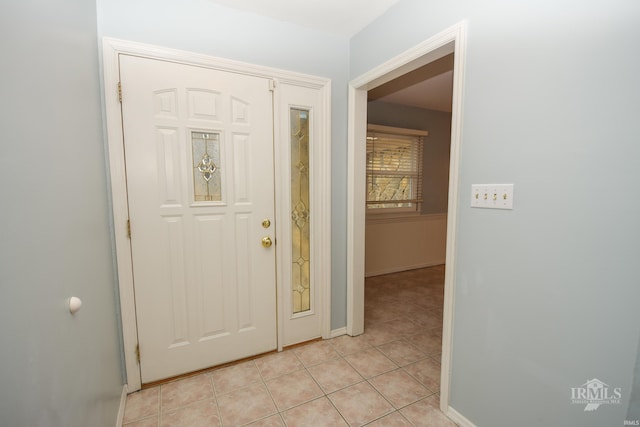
[102,38,332,392]
[346,22,467,418]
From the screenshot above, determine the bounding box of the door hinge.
[135,344,141,364]
[269,79,277,92]
[126,219,131,238]
[118,82,123,103]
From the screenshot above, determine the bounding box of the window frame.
[366,124,429,216]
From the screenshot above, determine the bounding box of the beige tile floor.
[123,265,456,426]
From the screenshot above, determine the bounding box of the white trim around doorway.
[102,37,332,392]
[346,21,467,417]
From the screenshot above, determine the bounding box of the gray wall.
[354,1,640,426]
[367,100,451,214]
[629,334,640,422]
[0,0,123,425]
[96,0,351,329]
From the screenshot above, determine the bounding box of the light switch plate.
[471,184,514,209]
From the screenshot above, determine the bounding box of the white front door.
[120,54,277,383]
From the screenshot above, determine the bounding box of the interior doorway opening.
[362,52,454,408]
[364,54,453,425]
[347,22,467,418]
[364,52,453,278]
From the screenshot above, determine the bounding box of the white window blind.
[366,125,428,211]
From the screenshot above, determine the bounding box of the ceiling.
[376,70,453,112]
[370,54,454,112]
[207,0,453,113]
[206,0,402,37]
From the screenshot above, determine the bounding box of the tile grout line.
[325,341,398,426]
[256,359,283,426]
[208,373,224,427]
[158,383,163,427]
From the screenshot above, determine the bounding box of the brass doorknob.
[262,237,273,248]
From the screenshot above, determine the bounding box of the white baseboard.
[445,405,476,427]
[365,260,445,278]
[115,384,128,427]
[329,327,347,338]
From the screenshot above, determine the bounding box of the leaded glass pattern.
[291,109,311,314]
[191,131,222,202]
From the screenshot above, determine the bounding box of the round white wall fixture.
[69,296,82,314]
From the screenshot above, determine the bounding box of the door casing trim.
[346,21,467,416]
[102,37,332,391]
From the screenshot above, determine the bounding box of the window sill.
[365,211,447,224]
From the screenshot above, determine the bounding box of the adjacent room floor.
[122,265,455,426]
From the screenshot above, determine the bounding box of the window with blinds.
[366,125,428,212]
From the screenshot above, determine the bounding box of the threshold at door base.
[141,349,278,390]
[282,337,322,351]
